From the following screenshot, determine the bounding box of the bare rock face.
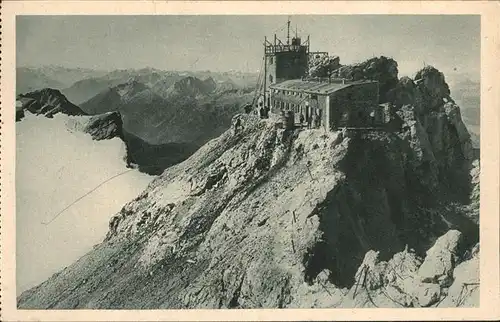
[467,160,480,223]
[334,56,399,103]
[82,111,124,141]
[389,66,476,205]
[438,243,479,307]
[417,230,462,286]
[308,55,341,78]
[414,66,451,111]
[16,88,86,118]
[17,110,478,309]
[339,232,477,308]
[444,102,474,160]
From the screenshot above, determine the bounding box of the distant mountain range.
[16,66,109,95]
[15,64,479,165]
[78,75,255,145]
[16,67,258,174]
[17,66,259,104]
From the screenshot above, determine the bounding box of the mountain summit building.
[259,20,387,131]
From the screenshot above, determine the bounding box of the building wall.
[270,81,382,130]
[269,89,327,125]
[265,55,277,88]
[270,90,306,115]
[275,50,308,82]
[265,49,308,89]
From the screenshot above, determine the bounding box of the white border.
[1,1,499,321]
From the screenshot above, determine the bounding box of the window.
[269,75,273,83]
[270,57,274,64]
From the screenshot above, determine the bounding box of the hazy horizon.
[17,15,480,80]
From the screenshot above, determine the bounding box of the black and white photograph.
[2,2,499,320]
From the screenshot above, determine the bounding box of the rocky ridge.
[64,111,125,141]
[14,89,200,175]
[79,76,254,146]
[16,88,87,120]
[17,62,479,309]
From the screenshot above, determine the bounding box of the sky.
[17,15,480,79]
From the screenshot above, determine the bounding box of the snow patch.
[16,112,153,294]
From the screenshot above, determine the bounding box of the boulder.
[416,282,441,307]
[418,230,462,286]
[438,245,479,307]
[354,250,387,290]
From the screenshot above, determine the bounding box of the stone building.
[261,19,328,108]
[259,19,387,131]
[269,79,385,130]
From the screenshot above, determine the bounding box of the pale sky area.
[17,15,480,79]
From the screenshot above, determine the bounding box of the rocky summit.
[17,63,479,309]
[16,88,87,120]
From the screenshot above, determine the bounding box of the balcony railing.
[301,76,349,84]
[265,44,309,54]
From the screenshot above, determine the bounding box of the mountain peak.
[16,60,479,309]
[17,92,478,307]
[16,88,86,120]
[166,76,217,98]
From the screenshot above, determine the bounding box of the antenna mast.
[264,36,267,109]
[287,17,291,45]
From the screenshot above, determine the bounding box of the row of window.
[270,88,318,99]
[272,100,307,114]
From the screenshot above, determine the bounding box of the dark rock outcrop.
[16,88,86,119]
[334,56,399,103]
[308,55,341,78]
[122,130,198,175]
[83,111,125,141]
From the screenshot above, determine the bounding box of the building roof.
[269,79,377,95]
